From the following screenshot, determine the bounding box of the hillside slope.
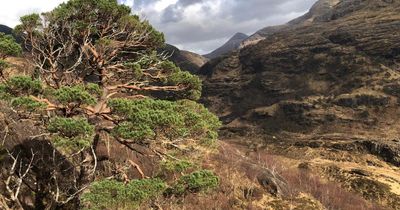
[204,33,248,59]
[200,0,400,208]
[201,0,400,134]
[241,0,358,48]
[162,44,208,73]
[0,24,13,35]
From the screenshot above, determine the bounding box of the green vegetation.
[0,0,221,209]
[166,71,202,100]
[109,99,220,142]
[48,117,94,138]
[10,97,46,112]
[0,84,11,100]
[0,59,9,73]
[85,83,102,96]
[54,85,97,106]
[47,117,94,151]
[0,32,22,58]
[6,76,42,95]
[82,179,166,210]
[161,159,194,173]
[168,170,220,195]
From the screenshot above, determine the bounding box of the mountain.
[0,24,13,35]
[241,0,346,48]
[200,0,400,208]
[161,44,208,73]
[0,24,22,43]
[204,33,248,59]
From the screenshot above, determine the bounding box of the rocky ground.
[1,0,400,209]
[199,0,400,209]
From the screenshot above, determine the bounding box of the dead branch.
[107,84,186,92]
[4,149,35,210]
[128,160,148,179]
[30,96,59,111]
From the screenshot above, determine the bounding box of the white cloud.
[0,0,67,27]
[130,0,318,54]
[0,0,319,54]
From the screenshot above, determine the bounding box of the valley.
[0,0,399,209]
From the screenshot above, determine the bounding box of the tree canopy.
[0,0,220,209]
[14,0,201,100]
[0,33,21,59]
[0,32,22,80]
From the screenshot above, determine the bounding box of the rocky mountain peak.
[204,32,248,59]
[199,3,400,207]
[201,0,400,140]
[0,24,13,35]
[241,0,397,48]
[230,32,249,41]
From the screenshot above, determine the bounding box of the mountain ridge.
[240,0,355,48]
[204,32,248,59]
[162,44,208,73]
[200,0,400,208]
[0,24,13,35]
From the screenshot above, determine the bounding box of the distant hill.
[204,33,248,59]
[161,44,208,73]
[0,24,13,35]
[241,0,342,48]
[0,24,22,43]
[200,1,400,208]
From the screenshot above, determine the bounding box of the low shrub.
[168,170,219,195]
[10,97,46,112]
[82,178,166,210]
[48,117,94,151]
[161,159,194,173]
[54,85,97,106]
[108,99,220,144]
[6,76,42,95]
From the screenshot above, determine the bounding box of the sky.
[0,0,317,54]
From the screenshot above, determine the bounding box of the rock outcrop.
[200,2,400,207]
[240,0,391,48]
[201,0,400,136]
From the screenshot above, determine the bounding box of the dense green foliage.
[168,170,219,195]
[50,0,165,49]
[108,99,221,143]
[0,32,22,58]
[0,0,221,209]
[0,32,20,80]
[85,83,102,96]
[14,14,41,34]
[48,117,94,138]
[82,178,166,210]
[166,71,202,100]
[53,85,97,106]
[48,117,94,150]
[161,159,194,173]
[6,76,42,95]
[10,97,46,112]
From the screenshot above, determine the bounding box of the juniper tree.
[0,0,220,209]
[0,33,22,80]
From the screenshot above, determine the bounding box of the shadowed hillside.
[161,44,208,73]
[200,0,400,209]
[205,33,248,59]
[1,0,400,209]
[0,25,13,35]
